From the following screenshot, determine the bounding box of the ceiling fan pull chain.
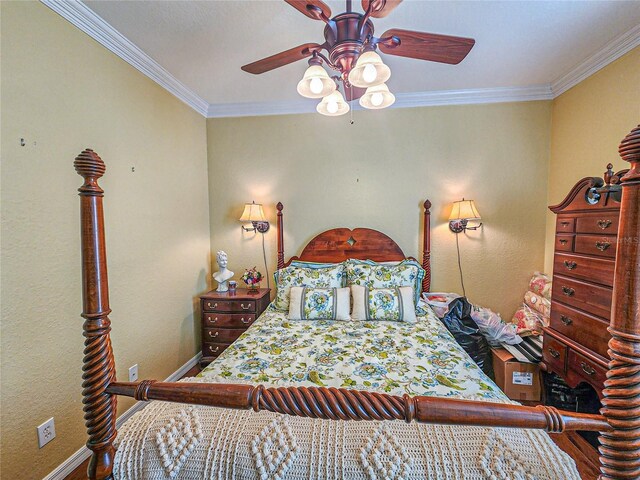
[350,84,355,124]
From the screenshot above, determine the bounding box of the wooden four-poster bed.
[74,125,639,480]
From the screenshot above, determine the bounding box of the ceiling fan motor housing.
[325,13,375,78]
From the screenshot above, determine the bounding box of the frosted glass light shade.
[359,83,395,109]
[316,90,349,116]
[348,51,390,88]
[449,199,481,221]
[239,202,267,222]
[297,65,336,99]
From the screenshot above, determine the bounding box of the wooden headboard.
[274,200,432,292]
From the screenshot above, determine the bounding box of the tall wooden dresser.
[542,164,626,396]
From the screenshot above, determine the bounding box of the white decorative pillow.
[351,285,417,323]
[274,264,345,311]
[288,287,351,321]
[345,259,425,304]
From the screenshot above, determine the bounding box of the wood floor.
[64,364,600,480]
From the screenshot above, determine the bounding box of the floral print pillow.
[288,286,350,321]
[274,264,345,311]
[352,285,417,323]
[345,258,425,303]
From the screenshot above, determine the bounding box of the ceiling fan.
[241,0,475,115]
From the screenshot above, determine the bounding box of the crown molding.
[551,24,640,97]
[41,0,209,117]
[207,85,554,118]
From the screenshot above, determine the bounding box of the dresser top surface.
[201,288,270,300]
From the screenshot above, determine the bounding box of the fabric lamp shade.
[347,51,391,88]
[449,199,481,221]
[239,202,267,223]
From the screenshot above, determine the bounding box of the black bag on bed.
[441,297,495,380]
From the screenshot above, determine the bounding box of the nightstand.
[199,288,270,367]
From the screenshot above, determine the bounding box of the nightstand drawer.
[203,313,255,328]
[543,334,567,374]
[203,328,245,343]
[552,275,612,319]
[574,234,617,258]
[203,342,229,358]
[203,299,256,312]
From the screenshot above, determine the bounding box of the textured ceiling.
[84,0,640,106]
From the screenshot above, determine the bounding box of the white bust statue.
[213,250,234,292]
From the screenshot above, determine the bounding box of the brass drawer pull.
[208,331,219,338]
[207,302,218,309]
[563,260,577,270]
[241,317,251,324]
[548,348,560,359]
[560,221,570,226]
[562,286,575,296]
[560,315,573,326]
[240,303,251,310]
[580,362,596,376]
[210,346,219,353]
[559,239,568,245]
[597,219,612,229]
[595,241,611,251]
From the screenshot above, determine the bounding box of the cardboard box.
[492,348,541,402]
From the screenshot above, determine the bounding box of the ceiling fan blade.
[379,29,475,64]
[241,43,322,74]
[361,0,402,18]
[344,85,367,102]
[284,0,332,20]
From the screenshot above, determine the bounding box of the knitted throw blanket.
[114,394,580,479]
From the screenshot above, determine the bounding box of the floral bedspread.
[200,304,504,401]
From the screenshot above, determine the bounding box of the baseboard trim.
[42,352,202,480]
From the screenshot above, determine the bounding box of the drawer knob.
[580,362,596,376]
[561,286,575,297]
[560,315,573,326]
[560,221,570,226]
[207,302,218,309]
[548,348,560,359]
[563,260,577,270]
[208,331,219,338]
[240,303,251,310]
[597,219,612,229]
[241,317,250,324]
[559,239,568,245]
[595,241,611,251]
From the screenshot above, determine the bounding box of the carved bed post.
[422,199,432,292]
[276,202,284,269]
[599,125,640,480]
[75,149,117,480]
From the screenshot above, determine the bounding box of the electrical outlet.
[128,364,139,382]
[36,418,56,448]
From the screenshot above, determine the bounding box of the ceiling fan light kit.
[316,90,350,116]
[360,82,395,109]
[242,0,475,118]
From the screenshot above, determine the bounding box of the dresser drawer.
[567,350,607,389]
[543,335,567,374]
[550,303,610,358]
[203,328,245,343]
[575,213,619,234]
[203,299,256,312]
[556,217,575,233]
[552,275,612,319]
[574,235,617,258]
[554,235,574,252]
[203,313,255,328]
[203,342,230,358]
[553,253,615,287]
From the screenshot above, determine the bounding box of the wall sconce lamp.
[448,199,483,233]
[239,201,269,233]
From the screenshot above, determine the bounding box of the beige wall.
[207,101,552,319]
[544,47,640,273]
[1,2,210,478]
